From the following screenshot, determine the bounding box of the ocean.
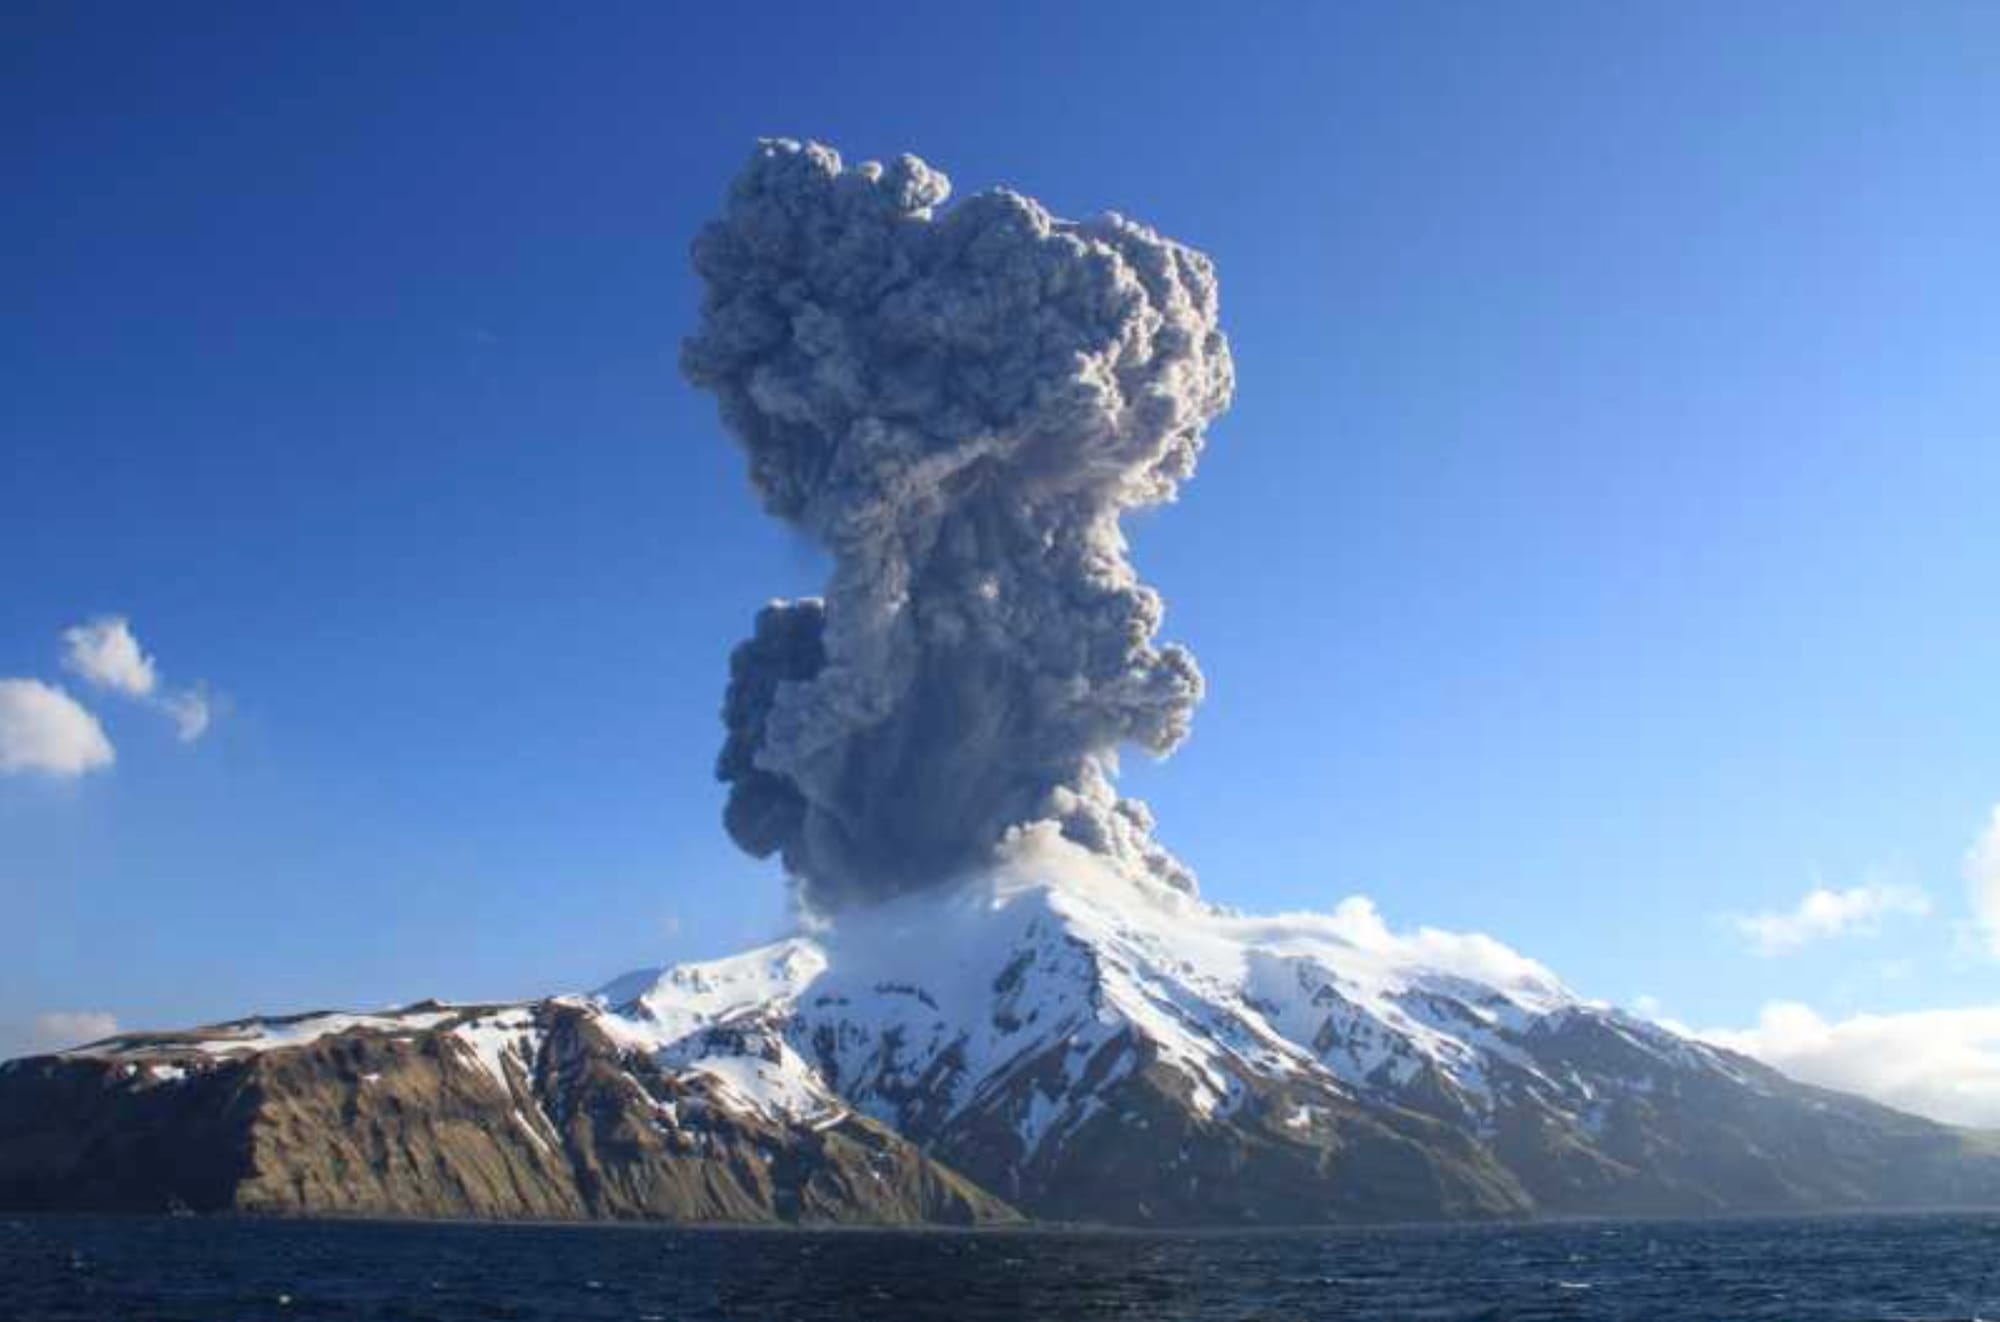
[4,1211,1998,1321]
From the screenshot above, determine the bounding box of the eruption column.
[683,140,1233,909]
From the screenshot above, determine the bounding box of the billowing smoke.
[682,140,1233,910]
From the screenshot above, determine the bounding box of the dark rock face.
[832,1015,2000,1228]
[1486,1012,2000,1216]
[0,1003,1011,1226]
[937,1040,1531,1226]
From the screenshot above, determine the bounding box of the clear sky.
[4,2,1997,1112]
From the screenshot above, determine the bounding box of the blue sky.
[4,2,1997,1111]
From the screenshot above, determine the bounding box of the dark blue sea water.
[5,1212,2000,1321]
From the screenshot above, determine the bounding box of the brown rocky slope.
[0,1001,1011,1225]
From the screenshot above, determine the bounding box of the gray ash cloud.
[682,140,1233,909]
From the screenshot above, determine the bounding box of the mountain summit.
[5,848,1997,1224]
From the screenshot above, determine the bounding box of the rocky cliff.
[0,1001,1009,1225]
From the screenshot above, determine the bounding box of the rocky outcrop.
[0,1002,1012,1225]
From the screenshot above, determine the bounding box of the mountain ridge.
[5,848,1997,1225]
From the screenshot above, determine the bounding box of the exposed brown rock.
[0,1003,1013,1226]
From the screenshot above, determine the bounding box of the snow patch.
[182,1009,456,1056]
[450,1008,542,1097]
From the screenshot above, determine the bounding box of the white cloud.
[1965,806,2000,959]
[0,679,115,777]
[1623,995,1698,1036]
[61,616,157,697]
[1705,1001,2000,1129]
[159,688,211,743]
[31,1010,120,1052]
[1727,881,1931,956]
[1323,895,1566,997]
[57,615,214,743]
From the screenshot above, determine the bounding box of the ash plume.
[682,140,1233,909]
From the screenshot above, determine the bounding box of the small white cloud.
[1624,994,1696,1035]
[1705,1001,2000,1129]
[1727,881,1931,956]
[1324,895,1566,997]
[0,679,115,777]
[1964,806,2000,959]
[61,616,157,697]
[57,615,215,744]
[159,688,211,743]
[31,1010,120,1051]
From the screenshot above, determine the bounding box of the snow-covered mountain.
[579,845,2000,1221]
[6,846,1999,1224]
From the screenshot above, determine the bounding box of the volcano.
[6,852,1997,1225]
